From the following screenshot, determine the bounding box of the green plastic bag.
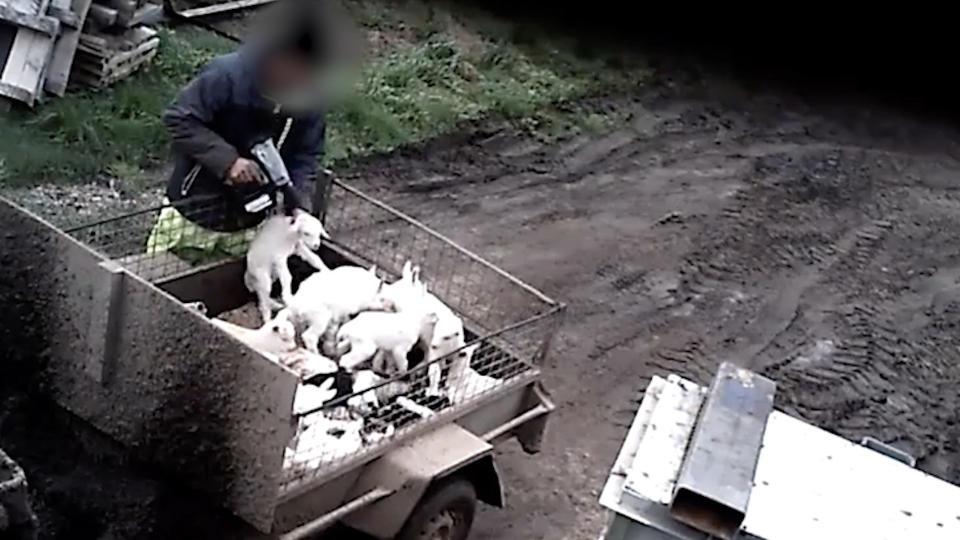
[146,199,257,265]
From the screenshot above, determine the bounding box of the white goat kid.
[445,344,501,404]
[284,264,394,354]
[278,348,338,379]
[209,314,297,359]
[244,212,330,325]
[292,377,337,415]
[345,369,409,414]
[381,262,474,395]
[336,280,439,373]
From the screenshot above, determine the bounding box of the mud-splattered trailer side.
[0,180,564,538]
[0,196,300,532]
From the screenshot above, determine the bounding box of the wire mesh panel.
[323,181,556,337]
[67,194,258,282]
[65,180,565,499]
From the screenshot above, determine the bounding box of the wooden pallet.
[71,25,157,88]
[44,0,94,95]
[87,1,162,32]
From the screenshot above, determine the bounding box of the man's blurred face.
[263,53,314,96]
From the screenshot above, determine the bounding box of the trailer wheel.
[396,477,477,540]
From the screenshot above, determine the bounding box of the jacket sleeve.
[162,64,239,179]
[283,113,326,190]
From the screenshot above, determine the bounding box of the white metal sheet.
[600,375,668,514]
[623,374,706,505]
[742,412,960,540]
[599,375,711,540]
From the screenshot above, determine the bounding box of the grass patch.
[326,34,644,161]
[0,28,232,188]
[0,3,647,188]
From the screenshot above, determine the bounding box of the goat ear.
[412,265,421,283]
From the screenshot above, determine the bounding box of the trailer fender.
[340,422,500,539]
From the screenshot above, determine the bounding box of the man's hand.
[226,158,264,185]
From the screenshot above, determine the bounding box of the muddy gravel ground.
[338,82,960,539]
[5,74,960,539]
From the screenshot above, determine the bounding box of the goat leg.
[427,362,442,397]
[389,345,410,374]
[296,241,330,272]
[340,340,378,371]
[302,310,332,355]
[247,270,279,325]
[277,261,295,307]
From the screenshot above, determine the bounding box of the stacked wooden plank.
[71,0,162,89]
[45,0,95,95]
[0,0,160,106]
[86,0,161,32]
[0,0,61,106]
[72,23,157,88]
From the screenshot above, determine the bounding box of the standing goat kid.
[282,264,395,354]
[244,212,330,325]
[380,262,475,394]
[336,279,439,373]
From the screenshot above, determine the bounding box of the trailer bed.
[44,179,563,532]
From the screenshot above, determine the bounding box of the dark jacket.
[163,46,325,232]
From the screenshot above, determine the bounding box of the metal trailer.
[0,178,564,539]
[598,363,960,540]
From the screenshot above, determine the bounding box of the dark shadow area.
[455,2,960,121]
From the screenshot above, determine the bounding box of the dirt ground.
[5,63,960,540]
[336,78,960,539]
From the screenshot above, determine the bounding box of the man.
[147,8,330,261]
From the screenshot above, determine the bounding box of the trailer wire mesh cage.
[66,179,565,496]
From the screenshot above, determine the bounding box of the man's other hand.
[226,158,264,184]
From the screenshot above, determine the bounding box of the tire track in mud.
[647,149,872,380]
[763,211,960,483]
[344,96,960,540]
[647,138,937,435]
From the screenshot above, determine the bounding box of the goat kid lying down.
[281,264,394,354]
[299,368,410,416]
[294,369,407,416]
[210,314,297,359]
[284,406,397,470]
[284,403,365,467]
[445,345,502,404]
[244,212,330,325]
[289,371,404,463]
[279,348,338,379]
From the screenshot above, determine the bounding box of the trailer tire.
[396,477,477,540]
